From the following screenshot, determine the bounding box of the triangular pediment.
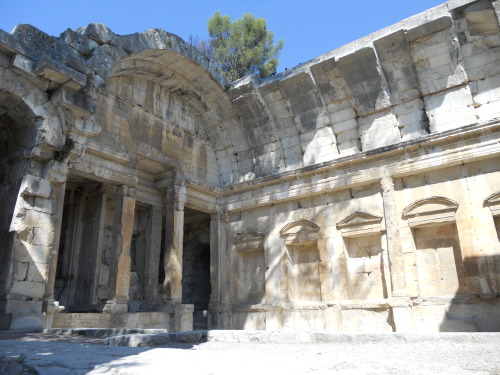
[337,212,383,229]
[484,191,500,207]
[484,191,500,217]
[234,230,265,252]
[402,196,458,218]
[235,230,265,243]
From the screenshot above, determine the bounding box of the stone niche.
[233,230,266,305]
[485,191,500,240]
[280,220,321,302]
[484,191,500,289]
[336,212,388,300]
[403,197,468,297]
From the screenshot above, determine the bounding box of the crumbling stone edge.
[88,329,500,347]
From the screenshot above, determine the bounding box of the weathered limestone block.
[470,74,500,122]
[340,308,393,332]
[10,280,45,299]
[43,160,68,184]
[33,101,66,150]
[10,24,87,74]
[34,57,87,90]
[310,57,350,106]
[300,127,338,165]
[359,112,400,151]
[392,99,429,141]
[75,23,116,45]
[374,30,422,105]
[8,312,45,330]
[409,18,468,96]
[424,85,477,132]
[9,54,49,91]
[18,175,51,198]
[87,44,128,79]
[59,28,100,57]
[464,2,500,36]
[279,72,323,132]
[26,262,48,283]
[337,47,391,116]
[51,85,94,118]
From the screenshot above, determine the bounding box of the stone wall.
[0,0,499,332]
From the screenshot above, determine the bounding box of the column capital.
[167,180,187,210]
[380,175,395,193]
[117,184,137,198]
[211,210,230,224]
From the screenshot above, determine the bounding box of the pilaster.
[103,185,136,313]
[162,180,186,302]
[380,175,408,297]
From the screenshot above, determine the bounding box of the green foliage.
[206,12,284,81]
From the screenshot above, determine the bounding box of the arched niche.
[280,220,321,302]
[280,219,320,247]
[337,212,388,300]
[402,196,459,228]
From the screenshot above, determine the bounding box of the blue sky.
[1,0,445,72]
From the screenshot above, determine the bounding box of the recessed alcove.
[403,197,468,297]
[281,220,321,302]
[234,230,266,305]
[337,212,387,300]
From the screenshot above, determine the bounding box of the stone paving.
[0,331,499,374]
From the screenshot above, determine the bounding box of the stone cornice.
[222,120,500,196]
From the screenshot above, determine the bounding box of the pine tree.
[207,12,284,81]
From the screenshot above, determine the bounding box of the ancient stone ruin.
[0,0,499,333]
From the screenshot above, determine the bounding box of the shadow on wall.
[439,254,500,332]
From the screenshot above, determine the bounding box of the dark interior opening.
[182,207,211,330]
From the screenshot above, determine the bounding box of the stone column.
[208,213,221,313]
[381,175,407,296]
[264,205,285,330]
[144,205,162,303]
[162,181,186,302]
[42,183,66,327]
[208,210,231,329]
[381,175,412,332]
[103,185,136,313]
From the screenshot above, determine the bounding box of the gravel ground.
[0,331,499,374]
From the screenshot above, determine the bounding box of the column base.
[0,312,45,331]
[102,300,128,314]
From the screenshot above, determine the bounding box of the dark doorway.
[182,208,211,330]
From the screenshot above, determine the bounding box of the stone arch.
[0,68,65,156]
[0,68,67,328]
[402,196,459,228]
[101,48,251,187]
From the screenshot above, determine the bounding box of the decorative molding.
[234,230,265,252]
[484,191,500,217]
[402,196,459,228]
[280,220,320,246]
[337,211,384,237]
